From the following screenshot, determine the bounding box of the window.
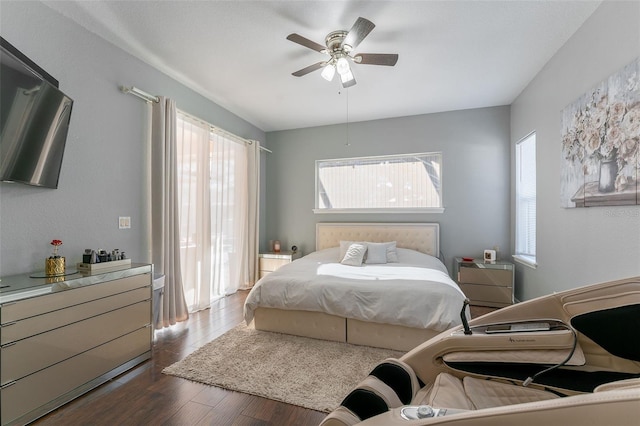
[315,152,443,213]
[514,132,536,268]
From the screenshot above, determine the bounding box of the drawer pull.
[1,341,17,349]
[0,321,17,327]
[0,380,17,389]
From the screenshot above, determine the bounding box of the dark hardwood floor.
[34,292,494,426]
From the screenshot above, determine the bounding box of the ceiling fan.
[287,17,399,88]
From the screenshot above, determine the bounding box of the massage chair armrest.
[402,320,582,385]
[594,377,640,392]
[355,405,470,425]
[357,387,640,426]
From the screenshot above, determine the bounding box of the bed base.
[254,308,345,342]
[254,307,441,352]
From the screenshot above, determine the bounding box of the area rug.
[162,323,403,412]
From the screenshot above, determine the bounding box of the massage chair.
[320,276,640,425]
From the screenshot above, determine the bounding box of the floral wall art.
[561,57,639,208]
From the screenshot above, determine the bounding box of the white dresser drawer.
[459,267,512,287]
[1,274,150,324]
[1,287,150,345]
[258,251,301,278]
[459,283,514,307]
[259,257,290,272]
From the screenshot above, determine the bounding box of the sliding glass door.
[176,112,250,312]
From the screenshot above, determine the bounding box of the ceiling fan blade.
[353,53,399,66]
[341,17,375,50]
[286,33,326,53]
[292,62,326,77]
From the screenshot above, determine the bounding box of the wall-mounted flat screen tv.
[0,37,74,189]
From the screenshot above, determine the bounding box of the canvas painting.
[561,57,639,208]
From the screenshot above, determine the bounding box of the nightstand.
[453,257,515,307]
[259,251,302,278]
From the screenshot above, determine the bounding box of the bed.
[244,223,467,351]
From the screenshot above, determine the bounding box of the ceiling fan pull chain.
[346,89,350,147]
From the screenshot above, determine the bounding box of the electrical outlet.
[119,216,131,229]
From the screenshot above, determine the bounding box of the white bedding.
[244,247,467,332]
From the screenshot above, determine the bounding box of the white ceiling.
[43,1,602,132]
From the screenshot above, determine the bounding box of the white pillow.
[385,241,399,263]
[341,243,368,266]
[340,240,364,261]
[364,242,389,264]
[361,241,399,263]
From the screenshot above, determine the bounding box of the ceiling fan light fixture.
[340,68,355,84]
[321,64,336,81]
[336,56,351,75]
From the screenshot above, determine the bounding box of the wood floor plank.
[230,415,268,426]
[162,401,215,426]
[267,401,327,426]
[241,397,285,422]
[195,392,257,426]
[191,386,230,408]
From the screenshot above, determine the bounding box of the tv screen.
[0,38,73,189]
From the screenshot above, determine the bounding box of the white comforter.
[244,247,467,332]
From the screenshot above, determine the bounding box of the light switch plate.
[119,216,131,229]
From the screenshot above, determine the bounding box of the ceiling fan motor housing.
[325,30,350,53]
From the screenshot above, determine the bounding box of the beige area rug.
[162,323,403,412]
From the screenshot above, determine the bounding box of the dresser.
[259,251,302,278]
[453,257,515,307]
[0,264,152,426]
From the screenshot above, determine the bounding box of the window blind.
[316,152,442,212]
[516,133,536,258]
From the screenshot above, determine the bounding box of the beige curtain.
[177,112,259,312]
[244,140,260,289]
[151,97,189,328]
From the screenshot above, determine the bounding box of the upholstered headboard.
[316,223,440,256]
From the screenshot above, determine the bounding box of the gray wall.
[265,106,511,273]
[0,1,266,276]
[510,1,640,300]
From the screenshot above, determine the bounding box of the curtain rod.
[120,85,271,153]
[179,110,272,153]
[255,143,272,154]
[120,86,159,103]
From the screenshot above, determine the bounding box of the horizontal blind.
[316,152,442,210]
[516,133,536,257]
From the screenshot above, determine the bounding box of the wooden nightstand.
[453,257,515,307]
[259,251,302,278]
